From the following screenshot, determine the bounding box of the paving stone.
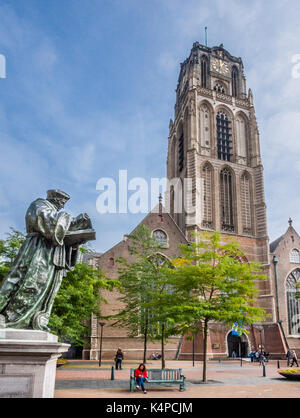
[54,360,300,398]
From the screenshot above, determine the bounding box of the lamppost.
[273,255,289,351]
[273,256,280,323]
[255,325,264,354]
[192,336,195,367]
[99,321,105,367]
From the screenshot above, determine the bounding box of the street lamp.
[273,256,280,323]
[192,336,195,367]
[255,325,264,354]
[99,321,105,367]
[273,255,290,351]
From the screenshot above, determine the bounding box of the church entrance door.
[227,332,249,358]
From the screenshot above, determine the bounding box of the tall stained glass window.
[220,168,234,232]
[286,269,300,335]
[217,110,232,162]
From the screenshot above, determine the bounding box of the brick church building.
[83,42,300,361]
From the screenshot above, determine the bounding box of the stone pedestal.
[0,329,70,398]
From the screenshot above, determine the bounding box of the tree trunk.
[202,319,209,383]
[143,313,149,364]
[161,323,165,370]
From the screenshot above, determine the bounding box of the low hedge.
[278,369,300,380]
[57,358,68,367]
[278,369,300,374]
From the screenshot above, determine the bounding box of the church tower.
[167,43,287,356]
[87,41,288,361]
[167,42,268,263]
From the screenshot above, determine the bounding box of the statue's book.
[64,229,96,246]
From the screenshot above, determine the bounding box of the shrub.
[57,358,67,367]
[278,369,300,374]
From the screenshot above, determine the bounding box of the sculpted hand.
[78,213,89,221]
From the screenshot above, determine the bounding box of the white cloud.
[0,0,300,251]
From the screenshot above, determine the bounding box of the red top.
[134,368,148,378]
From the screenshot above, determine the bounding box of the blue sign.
[232,323,239,335]
[232,320,243,336]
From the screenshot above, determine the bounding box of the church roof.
[270,235,284,253]
[129,204,188,242]
[89,204,188,261]
[269,219,299,253]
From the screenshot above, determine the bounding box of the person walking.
[290,350,299,368]
[134,363,148,394]
[115,348,124,370]
[259,352,266,366]
[249,351,255,363]
[286,349,292,367]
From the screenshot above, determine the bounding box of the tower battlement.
[175,43,248,118]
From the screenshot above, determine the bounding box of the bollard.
[111,366,115,380]
[240,357,243,367]
[277,360,280,369]
[263,364,266,377]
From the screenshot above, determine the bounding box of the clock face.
[211,58,229,75]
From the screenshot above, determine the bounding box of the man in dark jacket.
[115,348,124,370]
[286,350,292,367]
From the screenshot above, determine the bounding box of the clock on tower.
[211,58,229,75]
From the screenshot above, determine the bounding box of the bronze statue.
[0,190,95,331]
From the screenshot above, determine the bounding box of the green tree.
[165,232,267,382]
[144,254,179,369]
[0,228,25,285]
[48,256,117,345]
[111,225,173,365]
[0,228,117,345]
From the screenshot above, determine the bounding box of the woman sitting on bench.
[134,364,148,394]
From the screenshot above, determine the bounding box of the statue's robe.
[0,198,79,331]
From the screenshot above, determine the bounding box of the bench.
[130,368,186,392]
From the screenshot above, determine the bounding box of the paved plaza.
[54,359,300,398]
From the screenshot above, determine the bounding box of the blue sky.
[0,0,299,252]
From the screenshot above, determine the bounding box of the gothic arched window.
[217,110,232,162]
[214,82,226,94]
[170,137,176,179]
[178,132,184,172]
[236,115,248,159]
[153,230,168,247]
[201,56,209,88]
[241,172,252,235]
[290,249,300,264]
[220,168,234,232]
[154,253,171,267]
[199,104,211,148]
[170,185,175,218]
[232,66,239,97]
[202,164,213,229]
[286,269,300,335]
